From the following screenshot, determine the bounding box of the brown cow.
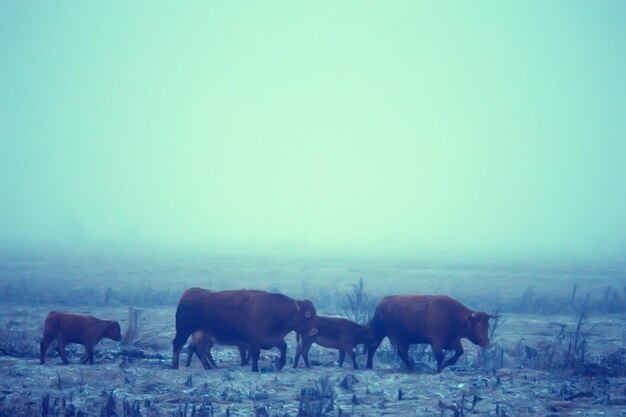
[185,331,284,369]
[172,288,316,371]
[40,311,122,365]
[293,315,372,369]
[366,295,497,373]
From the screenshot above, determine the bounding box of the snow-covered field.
[1,305,625,416]
[1,252,625,416]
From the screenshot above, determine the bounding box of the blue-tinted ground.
[0,248,625,416]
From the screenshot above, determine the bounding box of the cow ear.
[468,313,478,322]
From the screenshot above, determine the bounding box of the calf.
[185,331,286,369]
[185,331,247,369]
[40,311,122,365]
[293,315,371,369]
[366,295,497,372]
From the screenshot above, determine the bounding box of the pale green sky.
[1,1,625,259]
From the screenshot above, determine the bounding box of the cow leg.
[277,340,287,370]
[431,340,446,373]
[366,338,383,369]
[184,342,194,367]
[187,342,212,370]
[248,344,261,372]
[57,340,70,365]
[199,351,213,370]
[293,341,303,368]
[201,340,215,370]
[206,349,217,368]
[40,336,53,365]
[199,341,214,370]
[348,348,358,369]
[172,331,192,369]
[238,345,248,366]
[301,340,312,369]
[80,344,94,365]
[396,342,415,372]
[442,340,464,370]
[338,350,346,367]
[241,350,251,366]
[200,339,217,369]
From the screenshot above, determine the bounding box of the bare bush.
[562,311,589,371]
[340,278,375,325]
[298,375,334,417]
[517,310,626,376]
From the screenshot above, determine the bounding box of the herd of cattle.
[40,288,497,373]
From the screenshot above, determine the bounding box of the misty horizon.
[1,208,625,263]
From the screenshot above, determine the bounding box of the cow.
[172,288,317,372]
[185,331,285,369]
[366,295,497,373]
[185,331,244,369]
[293,315,372,369]
[40,311,122,365]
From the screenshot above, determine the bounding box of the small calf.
[185,331,286,369]
[185,331,247,369]
[40,311,122,365]
[293,315,372,369]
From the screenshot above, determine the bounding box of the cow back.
[371,295,475,344]
[176,288,316,345]
[44,311,119,345]
[311,315,371,347]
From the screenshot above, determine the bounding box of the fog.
[2,2,626,263]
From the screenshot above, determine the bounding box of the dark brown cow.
[185,331,284,369]
[172,288,316,371]
[293,315,372,369]
[40,311,122,365]
[366,295,497,373]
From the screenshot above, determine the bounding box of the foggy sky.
[2,2,625,260]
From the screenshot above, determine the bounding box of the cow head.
[106,321,123,342]
[293,299,317,335]
[466,312,493,347]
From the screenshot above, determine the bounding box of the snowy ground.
[1,305,625,416]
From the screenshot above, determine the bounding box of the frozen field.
[1,251,625,416]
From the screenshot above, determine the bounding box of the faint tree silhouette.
[341,278,375,325]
